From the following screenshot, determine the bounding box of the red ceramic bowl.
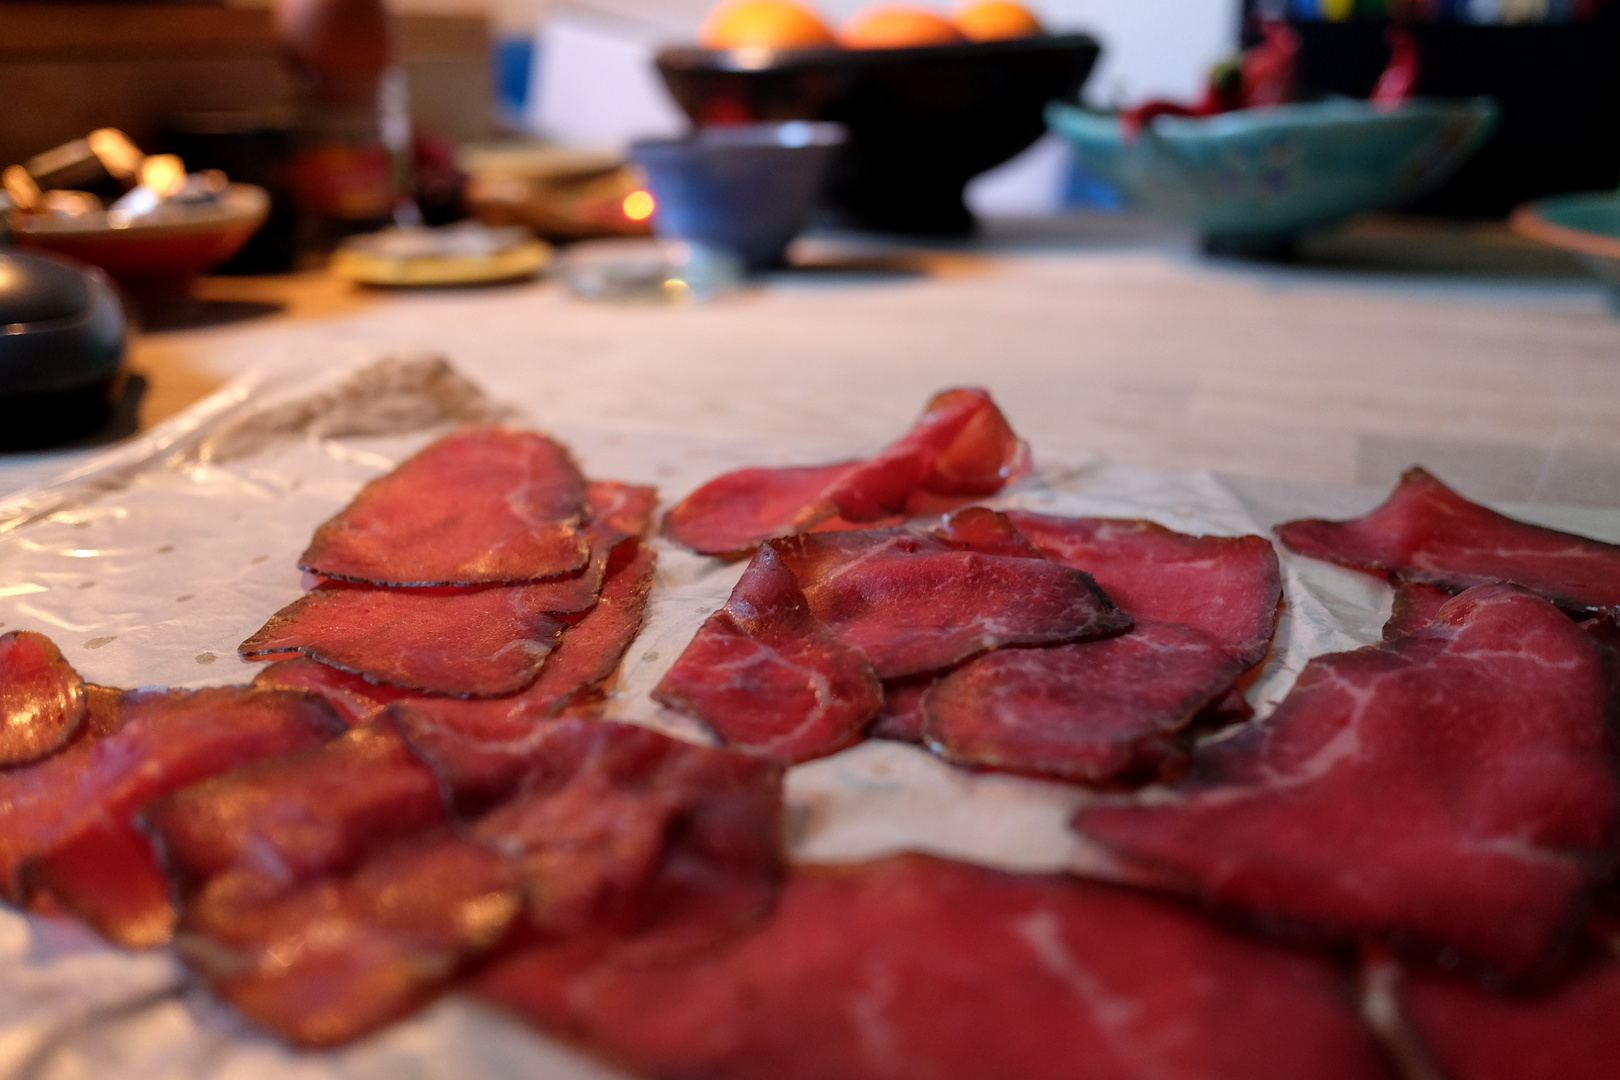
[12,183,270,298]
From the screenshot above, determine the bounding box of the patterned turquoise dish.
[1511,192,1620,313]
[1046,97,1498,252]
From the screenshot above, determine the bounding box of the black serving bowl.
[655,33,1101,235]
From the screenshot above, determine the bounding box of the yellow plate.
[329,239,552,286]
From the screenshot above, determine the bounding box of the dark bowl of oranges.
[655,2,1100,235]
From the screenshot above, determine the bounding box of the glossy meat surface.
[0,630,86,767]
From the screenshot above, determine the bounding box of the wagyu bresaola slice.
[1075,584,1620,980]
[1277,466,1620,616]
[924,516,1281,783]
[474,853,1389,1080]
[663,388,1028,559]
[651,544,882,764]
[8,687,342,947]
[0,630,86,767]
[240,580,565,697]
[772,515,1130,680]
[299,427,590,586]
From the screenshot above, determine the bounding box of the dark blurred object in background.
[1244,1,1620,217]
[165,111,299,273]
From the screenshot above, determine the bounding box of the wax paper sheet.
[2,353,1619,1080]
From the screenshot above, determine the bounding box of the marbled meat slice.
[1007,512,1283,661]
[924,620,1247,783]
[176,827,520,1048]
[1076,584,1620,980]
[663,388,1028,559]
[1401,947,1620,1080]
[652,544,883,764]
[772,514,1130,679]
[1383,578,1455,641]
[299,427,590,586]
[7,687,342,947]
[462,720,785,959]
[240,581,565,697]
[506,480,659,616]
[1277,467,1620,616]
[475,853,1389,1080]
[923,515,1282,783]
[663,463,860,561]
[0,630,86,767]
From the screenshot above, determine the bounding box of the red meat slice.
[1075,585,1620,981]
[772,516,1130,679]
[663,388,1028,559]
[299,427,590,586]
[1006,513,1283,659]
[475,853,1389,1080]
[1277,467,1620,617]
[922,516,1282,783]
[5,687,342,946]
[1401,949,1620,1080]
[870,676,931,743]
[652,544,883,764]
[240,579,565,697]
[503,479,658,616]
[1383,578,1455,640]
[252,657,415,726]
[664,463,859,561]
[177,828,520,1048]
[382,540,654,786]
[143,721,447,917]
[461,720,785,959]
[0,630,86,766]
[924,620,1245,783]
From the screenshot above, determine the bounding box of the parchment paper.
[2,353,1618,1080]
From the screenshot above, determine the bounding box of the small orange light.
[139,154,186,197]
[622,190,656,222]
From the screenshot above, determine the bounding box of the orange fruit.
[841,5,965,48]
[700,0,838,49]
[953,0,1042,41]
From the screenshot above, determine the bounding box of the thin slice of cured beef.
[1006,512,1283,659]
[176,827,520,1048]
[1277,467,1620,617]
[924,620,1247,783]
[5,687,342,947]
[474,853,1390,1080]
[252,657,416,726]
[299,427,590,586]
[922,515,1282,784]
[1383,578,1455,641]
[0,630,86,767]
[458,720,784,959]
[1075,584,1620,981]
[772,514,1130,680]
[1400,947,1620,1080]
[651,544,883,764]
[663,388,1028,559]
[240,580,565,697]
[499,479,658,617]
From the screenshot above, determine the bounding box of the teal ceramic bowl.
[1511,192,1620,313]
[1046,97,1499,253]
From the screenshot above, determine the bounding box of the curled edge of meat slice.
[0,630,87,768]
[651,544,883,765]
[661,388,1030,560]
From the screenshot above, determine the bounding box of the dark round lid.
[0,251,93,327]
